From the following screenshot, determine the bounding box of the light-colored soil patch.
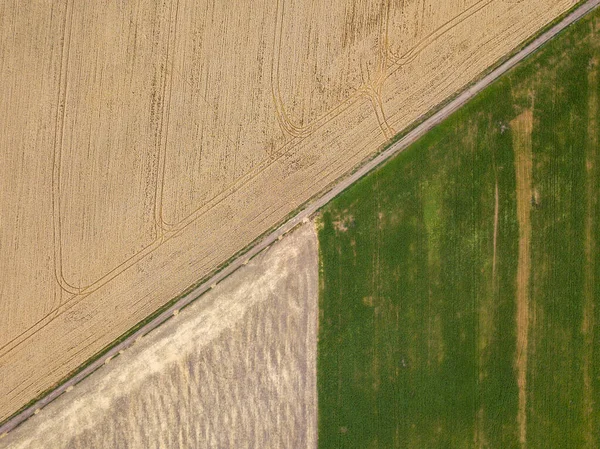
[0,0,579,421]
[511,108,534,447]
[0,224,318,449]
[493,180,500,281]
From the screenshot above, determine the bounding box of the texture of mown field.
[0,0,580,422]
[1,225,318,449]
[317,9,600,448]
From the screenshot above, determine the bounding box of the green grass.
[317,9,600,449]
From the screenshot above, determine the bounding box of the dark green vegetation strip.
[317,9,600,449]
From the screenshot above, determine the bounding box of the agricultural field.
[0,0,580,424]
[317,8,600,448]
[1,224,318,449]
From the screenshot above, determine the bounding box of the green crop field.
[317,9,600,449]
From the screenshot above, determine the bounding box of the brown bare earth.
[0,0,579,421]
[0,224,318,449]
[511,108,534,447]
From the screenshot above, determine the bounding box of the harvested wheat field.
[0,224,318,449]
[0,0,579,422]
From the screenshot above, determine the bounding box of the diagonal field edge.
[1,0,598,437]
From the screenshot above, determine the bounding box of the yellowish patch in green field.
[511,108,534,447]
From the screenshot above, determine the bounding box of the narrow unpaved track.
[1,0,599,438]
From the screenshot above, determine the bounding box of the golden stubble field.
[0,0,579,421]
[1,224,318,449]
